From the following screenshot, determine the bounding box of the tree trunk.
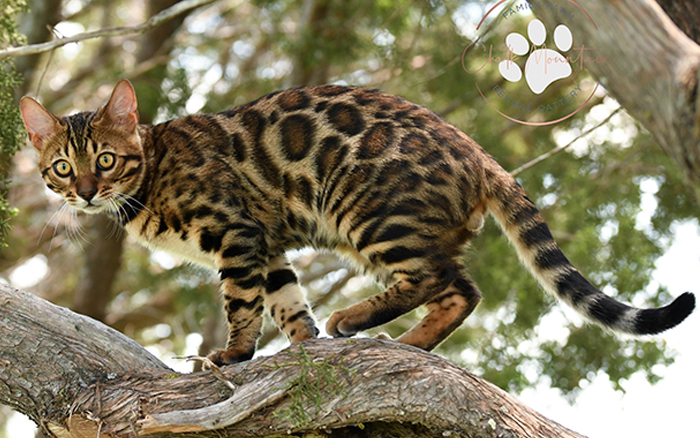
[657,0,700,44]
[72,215,125,322]
[532,0,700,200]
[0,282,586,438]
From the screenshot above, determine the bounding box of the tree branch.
[0,0,217,61]
[511,106,623,176]
[532,0,700,199]
[0,282,587,438]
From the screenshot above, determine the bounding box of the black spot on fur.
[277,89,311,111]
[200,227,224,252]
[375,224,416,244]
[314,85,353,97]
[327,102,366,136]
[587,296,626,328]
[226,295,263,313]
[156,217,169,236]
[237,274,265,290]
[379,246,426,265]
[520,222,554,247]
[266,269,298,293]
[280,114,315,161]
[534,247,570,270]
[358,122,395,160]
[228,132,247,162]
[555,270,597,305]
[222,244,254,259]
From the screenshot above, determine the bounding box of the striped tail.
[487,176,695,335]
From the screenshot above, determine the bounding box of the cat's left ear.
[100,79,139,132]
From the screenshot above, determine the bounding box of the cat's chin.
[76,203,107,215]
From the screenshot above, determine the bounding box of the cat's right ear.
[19,97,60,152]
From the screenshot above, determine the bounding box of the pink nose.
[77,187,97,202]
[76,176,98,202]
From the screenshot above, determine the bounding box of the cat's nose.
[77,187,97,202]
[76,176,98,202]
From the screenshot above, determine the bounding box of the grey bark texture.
[0,283,586,438]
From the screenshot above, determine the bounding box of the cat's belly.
[124,216,217,270]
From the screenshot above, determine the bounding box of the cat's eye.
[53,160,72,177]
[97,153,115,170]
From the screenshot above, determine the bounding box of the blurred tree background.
[0,0,698,435]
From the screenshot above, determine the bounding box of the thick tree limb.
[657,0,700,44]
[532,0,700,199]
[0,0,217,61]
[0,282,586,438]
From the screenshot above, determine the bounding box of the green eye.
[97,153,115,170]
[53,160,72,177]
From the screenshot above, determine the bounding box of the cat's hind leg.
[394,274,481,350]
[326,258,480,351]
[264,254,319,342]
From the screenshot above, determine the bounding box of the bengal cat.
[20,80,695,365]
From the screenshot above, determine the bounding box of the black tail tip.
[636,292,695,334]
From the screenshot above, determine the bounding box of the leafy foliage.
[0,0,26,247]
[272,344,350,427]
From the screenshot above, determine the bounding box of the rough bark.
[657,0,700,44]
[0,282,586,438]
[533,0,700,200]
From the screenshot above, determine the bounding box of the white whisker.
[117,192,154,217]
[106,197,125,240]
[65,208,90,251]
[40,201,70,251]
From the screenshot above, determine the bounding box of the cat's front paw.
[206,346,254,367]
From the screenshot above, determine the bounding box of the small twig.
[0,0,217,61]
[511,106,624,176]
[174,355,236,391]
[35,26,61,97]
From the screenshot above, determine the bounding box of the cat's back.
[215,85,487,164]
[151,86,490,191]
[147,86,496,229]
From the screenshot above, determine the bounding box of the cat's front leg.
[207,264,267,365]
[264,254,319,343]
[207,229,269,366]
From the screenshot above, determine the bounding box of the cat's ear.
[101,79,139,132]
[19,97,60,152]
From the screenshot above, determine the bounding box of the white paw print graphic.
[499,19,573,95]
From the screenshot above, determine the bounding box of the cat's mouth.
[74,198,107,214]
[81,203,104,214]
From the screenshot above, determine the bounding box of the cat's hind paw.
[325,309,359,338]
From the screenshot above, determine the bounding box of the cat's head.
[20,80,145,215]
